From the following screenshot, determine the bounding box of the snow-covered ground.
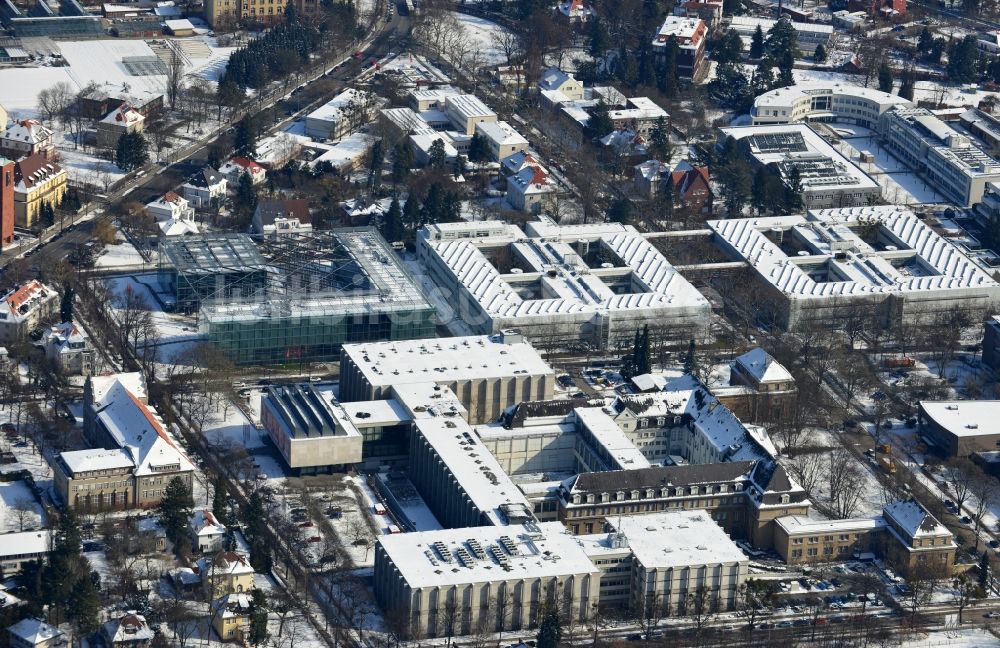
[447,12,511,67]
[0,480,45,533]
[95,233,147,268]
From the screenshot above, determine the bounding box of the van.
[387,524,401,534]
[374,503,386,515]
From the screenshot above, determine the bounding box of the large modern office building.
[197,229,436,365]
[878,106,1000,207]
[159,234,269,313]
[339,331,555,425]
[416,219,711,350]
[707,206,1000,330]
[374,511,749,638]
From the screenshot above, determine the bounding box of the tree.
[949,35,980,83]
[584,101,614,141]
[878,60,894,93]
[369,138,384,190]
[166,45,185,110]
[382,196,404,242]
[736,579,774,630]
[233,171,259,221]
[69,575,101,637]
[898,70,916,101]
[953,573,983,625]
[766,18,799,59]
[234,116,258,158]
[716,29,744,66]
[61,284,76,324]
[401,194,420,233]
[970,470,998,552]
[160,477,194,554]
[467,132,491,164]
[659,37,680,98]
[588,16,609,58]
[649,117,671,161]
[814,43,827,62]
[943,457,976,513]
[115,131,149,171]
[212,475,230,526]
[37,82,74,125]
[607,197,631,224]
[428,139,447,168]
[686,585,716,636]
[750,25,765,58]
[776,49,795,88]
[249,589,270,648]
[536,606,562,648]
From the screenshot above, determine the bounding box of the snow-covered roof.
[310,132,374,170]
[94,380,194,477]
[557,0,593,18]
[100,105,143,127]
[198,551,255,577]
[537,68,577,92]
[0,281,55,322]
[729,15,833,36]
[376,521,600,588]
[164,18,194,31]
[609,96,668,122]
[0,531,51,561]
[41,321,86,355]
[306,88,373,125]
[219,157,265,176]
[59,448,134,474]
[734,347,792,384]
[708,206,1000,299]
[575,407,652,470]
[475,120,528,147]
[159,218,199,237]
[582,510,748,568]
[920,400,1000,437]
[652,15,706,48]
[630,373,667,392]
[419,220,708,321]
[753,82,911,115]
[342,334,553,387]
[2,119,51,146]
[883,500,950,539]
[212,593,251,619]
[101,613,153,645]
[775,515,886,535]
[7,619,62,646]
[190,509,226,537]
[92,372,146,406]
[443,94,495,121]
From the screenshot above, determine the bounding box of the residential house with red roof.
[505,157,559,213]
[0,120,54,161]
[0,280,58,342]
[96,105,145,150]
[557,0,593,21]
[219,157,267,186]
[13,154,67,229]
[651,16,707,80]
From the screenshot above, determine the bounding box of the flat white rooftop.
[579,510,748,568]
[378,521,599,588]
[753,83,912,111]
[776,515,886,535]
[342,335,554,387]
[708,206,1000,299]
[720,124,879,193]
[921,400,1000,437]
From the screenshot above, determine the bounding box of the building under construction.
[193,228,436,365]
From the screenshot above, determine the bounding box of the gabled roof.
[191,509,227,537]
[568,461,755,493]
[254,199,310,226]
[101,105,143,127]
[94,380,194,477]
[883,500,950,538]
[14,154,63,191]
[101,613,153,644]
[185,167,225,189]
[221,156,265,175]
[537,68,577,92]
[2,119,52,146]
[7,619,61,645]
[2,280,54,319]
[212,593,251,619]
[734,347,793,384]
[670,160,710,197]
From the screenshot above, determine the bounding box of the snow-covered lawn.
[0,480,45,533]
[96,234,147,269]
[448,12,511,67]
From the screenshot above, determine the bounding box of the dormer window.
[617,490,626,501]
[675,487,683,496]
[690,486,698,495]
[780,495,790,504]
[601,492,610,503]
[719,484,728,493]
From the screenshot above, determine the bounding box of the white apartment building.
[878,106,1000,207]
[374,511,748,639]
[751,83,913,127]
[0,281,58,342]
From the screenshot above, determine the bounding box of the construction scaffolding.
[193,228,436,365]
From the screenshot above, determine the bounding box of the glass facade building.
[198,228,437,365]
